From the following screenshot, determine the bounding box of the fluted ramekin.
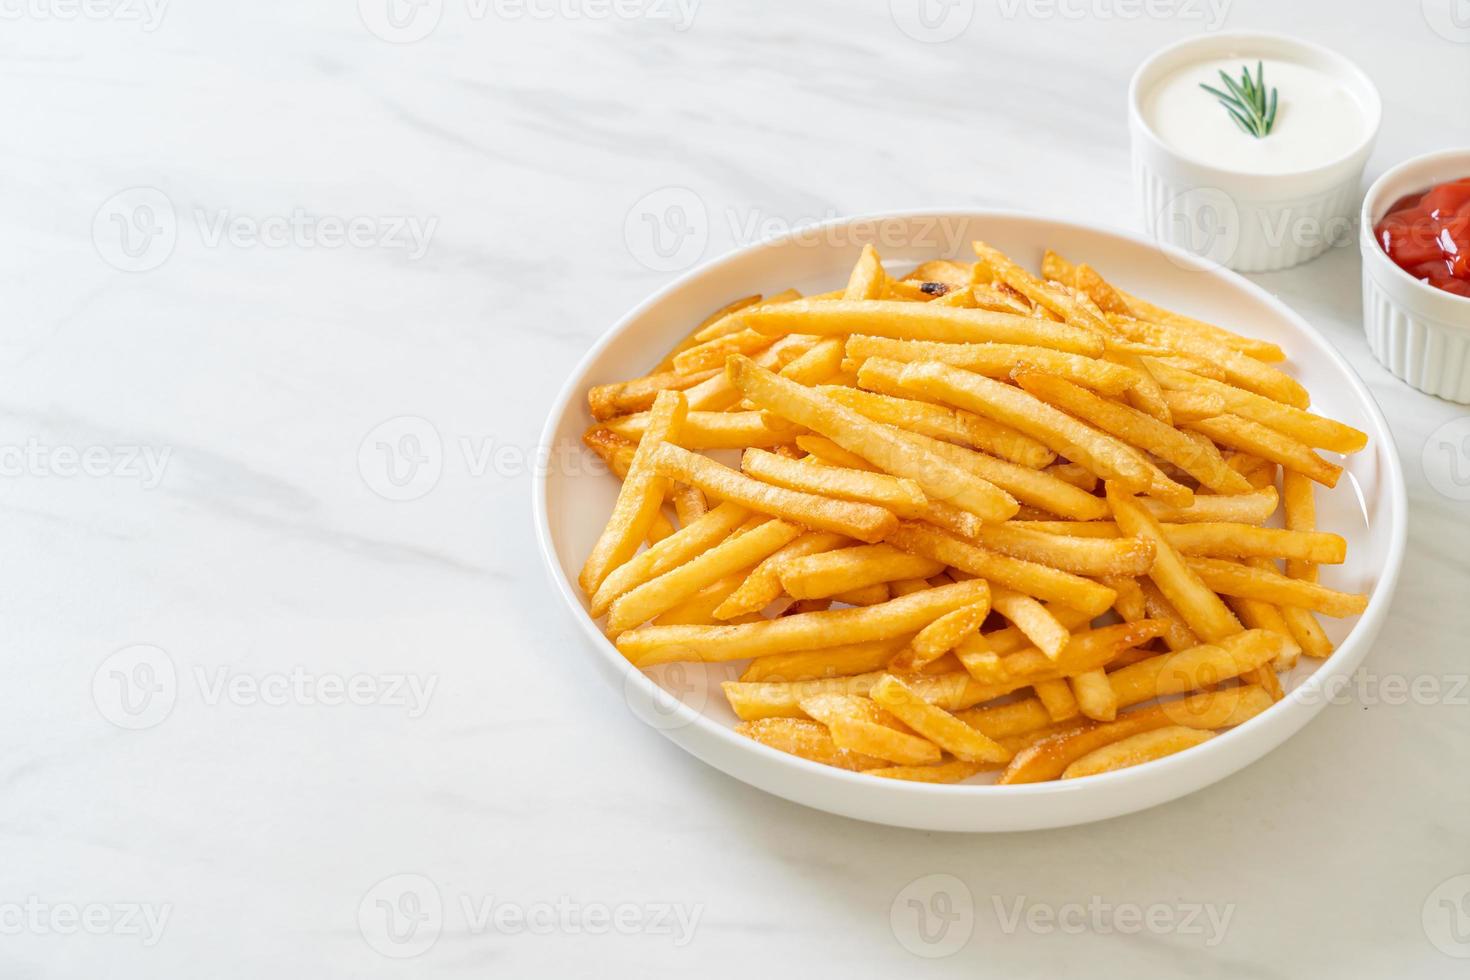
[1129,32,1381,273]
[1360,148,1470,403]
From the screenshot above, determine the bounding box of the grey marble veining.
[1,1,1467,977]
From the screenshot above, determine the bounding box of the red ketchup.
[1374,177,1470,298]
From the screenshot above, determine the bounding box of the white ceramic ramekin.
[1360,148,1470,403]
[1129,32,1381,273]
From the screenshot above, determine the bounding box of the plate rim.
[532,207,1408,812]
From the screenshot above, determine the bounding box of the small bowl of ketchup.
[1361,148,1470,403]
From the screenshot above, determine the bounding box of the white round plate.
[533,210,1406,832]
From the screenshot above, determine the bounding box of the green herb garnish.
[1200,61,1278,139]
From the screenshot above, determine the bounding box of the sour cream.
[1141,56,1370,175]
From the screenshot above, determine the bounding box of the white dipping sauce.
[1142,57,1368,175]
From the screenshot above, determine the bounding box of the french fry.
[892,597,991,672]
[960,621,1167,686]
[890,427,1110,520]
[990,587,1070,660]
[831,583,891,606]
[1115,289,1285,361]
[844,335,1139,395]
[844,243,887,300]
[1013,371,1251,495]
[1279,470,1335,658]
[656,294,763,370]
[870,675,1013,762]
[1107,483,1242,642]
[607,518,803,632]
[727,356,1019,522]
[646,443,897,542]
[1108,314,1308,407]
[800,694,941,765]
[999,684,1272,783]
[1228,560,1304,671]
[740,637,908,682]
[1185,414,1342,488]
[1160,523,1346,564]
[673,329,777,374]
[1145,358,1367,453]
[1160,387,1228,422]
[684,333,820,411]
[588,367,722,421]
[579,391,688,594]
[1140,486,1279,525]
[953,696,1053,739]
[736,717,888,770]
[621,578,990,666]
[745,299,1106,354]
[898,361,1156,493]
[778,544,947,600]
[1138,580,1201,651]
[825,380,1055,469]
[590,501,751,617]
[741,448,929,517]
[1033,679,1081,722]
[714,530,850,620]
[581,428,677,544]
[973,241,1109,334]
[1282,469,1320,581]
[1071,670,1119,722]
[1045,462,1098,491]
[778,337,846,385]
[887,522,1118,617]
[1061,726,1216,779]
[971,524,1155,577]
[651,573,753,626]
[794,434,876,470]
[1108,630,1285,709]
[604,410,800,450]
[1185,557,1370,618]
[866,760,991,783]
[690,289,801,344]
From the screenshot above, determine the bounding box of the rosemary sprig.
[1200,61,1278,138]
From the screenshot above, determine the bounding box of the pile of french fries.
[578,241,1370,785]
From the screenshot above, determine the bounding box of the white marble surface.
[2,1,1468,976]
